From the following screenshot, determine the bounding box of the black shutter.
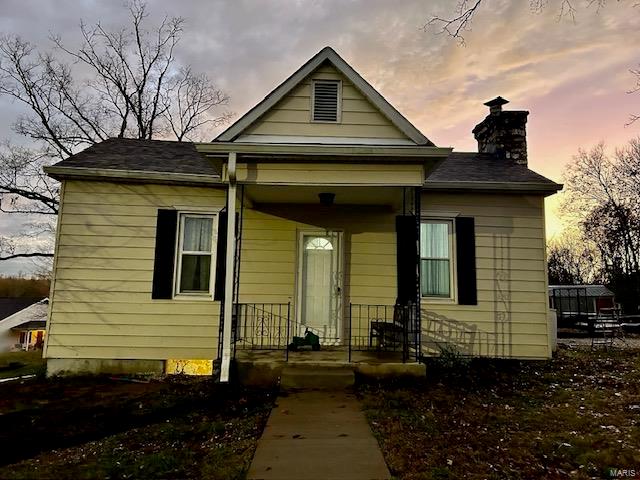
[214,210,228,301]
[455,217,477,305]
[152,209,178,299]
[396,216,418,304]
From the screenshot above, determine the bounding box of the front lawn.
[1,376,275,479]
[359,345,640,480]
[0,350,45,379]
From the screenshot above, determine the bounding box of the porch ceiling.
[243,184,410,207]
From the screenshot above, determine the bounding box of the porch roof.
[194,141,452,160]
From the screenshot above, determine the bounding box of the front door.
[298,231,343,344]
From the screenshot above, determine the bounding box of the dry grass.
[0,350,45,379]
[359,345,640,480]
[1,376,275,479]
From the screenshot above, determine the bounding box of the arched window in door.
[305,237,334,250]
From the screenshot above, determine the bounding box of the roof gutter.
[44,166,222,186]
[423,181,563,195]
[195,142,452,159]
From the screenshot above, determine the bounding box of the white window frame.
[173,212,219,298]
[310,79,342,124]
[420,218,456,302]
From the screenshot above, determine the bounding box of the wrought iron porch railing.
[231,301,420,363]
[232,303,291,352]
[348,302,420,363]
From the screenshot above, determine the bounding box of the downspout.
[220,152,237,383]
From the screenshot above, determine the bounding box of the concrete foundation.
[46,358,165,377]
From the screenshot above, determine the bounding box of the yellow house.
[43,47,561,379]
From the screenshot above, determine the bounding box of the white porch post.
[220,151,237,383]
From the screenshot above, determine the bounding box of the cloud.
[0,0,639,273]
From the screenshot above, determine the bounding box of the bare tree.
[561,139,640,312]
[0,1,231,264]
[547,232,602,285]
[628,67,640,124]
[425,1,614,44]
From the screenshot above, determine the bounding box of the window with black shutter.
[419,216,478,305]
[151,209,221,300]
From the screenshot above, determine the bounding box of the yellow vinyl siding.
[238,204,397,308]
[244,64,410,140]
[233,162,423,186]
[46,180,226,361]
[421,192,550,359]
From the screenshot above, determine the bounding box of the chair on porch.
[369,301,414,352]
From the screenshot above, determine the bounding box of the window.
[175,214,217,295]
[420,220,454,298]
[305,237,334,250]
[311,80,341,122]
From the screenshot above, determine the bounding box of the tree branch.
[0,252,53,261]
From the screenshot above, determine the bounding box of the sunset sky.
[1,0,639,274]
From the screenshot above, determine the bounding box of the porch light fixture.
[318,192,335,205]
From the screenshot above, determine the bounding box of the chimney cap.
[484,96,509,108]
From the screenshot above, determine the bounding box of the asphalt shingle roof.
[426,152,560,186]
[50,138,220,177]
[47,139,559,190]
[0,298,43,321]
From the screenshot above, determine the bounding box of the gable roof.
[0,298,43,321]
[0,298,48,334]
[215,47,433,146]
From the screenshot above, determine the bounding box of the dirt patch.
[359,345,640,479]
[1,376,275,479]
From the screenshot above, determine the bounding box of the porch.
[220,180,424,374]
[227,301,424,385]
[198,143,442,381]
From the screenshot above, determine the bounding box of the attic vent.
[312,80,341,122]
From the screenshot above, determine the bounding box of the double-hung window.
[420,220,454,298]
[175,214,217,295]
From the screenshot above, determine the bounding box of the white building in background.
[0,298,48,352]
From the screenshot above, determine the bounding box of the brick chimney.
[472,96,529,166]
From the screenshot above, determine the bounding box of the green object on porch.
[288,328,321,351]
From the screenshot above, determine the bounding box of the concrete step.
[281,366,355,390]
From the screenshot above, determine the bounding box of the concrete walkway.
[247,390,391,480]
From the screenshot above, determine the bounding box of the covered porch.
[227,183,422,367]
[193,142,450,378]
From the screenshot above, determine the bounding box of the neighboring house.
[0,298,48,352]
[549,285,616,325]
[43,47,561,378]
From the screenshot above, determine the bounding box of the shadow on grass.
[356,346,640,480]
[0,376,275,469]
